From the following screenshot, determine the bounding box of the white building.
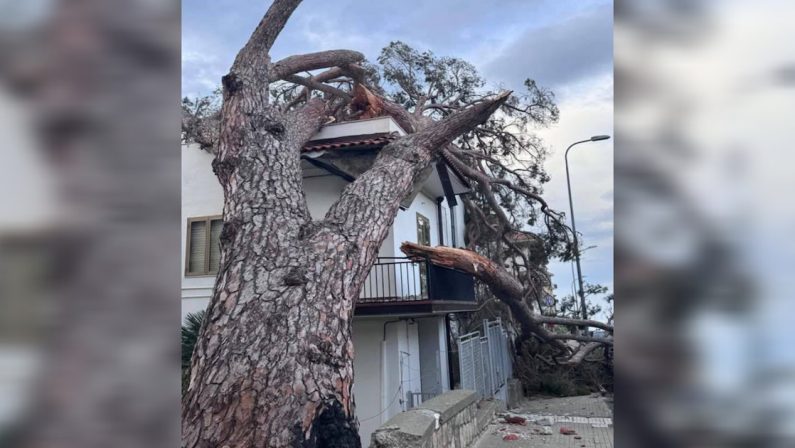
[181,116,478,445]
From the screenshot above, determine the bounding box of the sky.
[182,0,614,320]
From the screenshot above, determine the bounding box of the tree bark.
[400,243,614,354]
[180,2,510,445]
[400,242,571,352]
[535,316,614,333]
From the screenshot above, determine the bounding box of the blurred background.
[0,0,793,447]
[616,0,795,446]
[0,0,181,447]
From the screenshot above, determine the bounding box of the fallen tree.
[400,242,613,362]
[181,1,521,447]
[180,1,600,445]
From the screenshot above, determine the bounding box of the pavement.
[472,394,613,448]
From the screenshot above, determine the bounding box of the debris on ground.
[503,433,520,441]
[536,416,554,426]
[559,427,577,435]
[503,415,527,425]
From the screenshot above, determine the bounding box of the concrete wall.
[370,390,495,448]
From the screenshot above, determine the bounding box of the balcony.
[355,256,477,316]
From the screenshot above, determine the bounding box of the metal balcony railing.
[358,256,475,304]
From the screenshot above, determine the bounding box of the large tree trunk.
[180,2,508,446]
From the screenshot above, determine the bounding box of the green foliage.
[378,41,485,111]
[375,42,569,264]
[558,283,610,319]
[515,339,612,397]
[182,310,205,395]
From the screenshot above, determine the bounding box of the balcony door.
[416,213,431,299]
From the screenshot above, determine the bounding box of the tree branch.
[232,0,303,70]
[269,50,364,81]
[400,242,571,353]
[564,342,603,365]
[405,92,511,152]
[318,92,511,258]
[283,75,351,101]
[546,334,613,345]
[535,316,614,333]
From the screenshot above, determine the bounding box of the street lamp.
[564,135,610,322]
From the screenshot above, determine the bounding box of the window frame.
[416,212,431,246]
[185,215,223,277]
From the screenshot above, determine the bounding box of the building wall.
[417,316,451,398]
[353,316,450,447]
[350,318,384,448]
[181,145,223,320]
[391,191,440,255]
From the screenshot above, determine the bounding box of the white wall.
[302,174,348,219]
[181,145,223,321]
[438,316,451,391]
[309,116,406,141]
[351,319,384,447]
[391,191,440,254]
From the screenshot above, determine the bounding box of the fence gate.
[456,318,512,399]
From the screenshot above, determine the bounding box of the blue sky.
[183,0,614,319]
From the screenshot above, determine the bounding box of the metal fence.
[359,257,427,303]
[358,256,477,304]
[457,318,512,399]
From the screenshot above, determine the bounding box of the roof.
[301,132,399,153]
[300,125,471,191]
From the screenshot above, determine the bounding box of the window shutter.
[188,220,207,273]
[209,219,223,272]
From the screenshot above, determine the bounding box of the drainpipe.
[381,318,402,421]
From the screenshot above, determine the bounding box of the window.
[416,213,431,246]
[416,213,431,298]
[186,216,223,276]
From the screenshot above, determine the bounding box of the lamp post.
[565,135,610,322]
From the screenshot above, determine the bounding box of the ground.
[473,394,614,448]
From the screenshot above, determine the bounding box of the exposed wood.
[399,242,614,357]
[564,342,602,365]
[400,242,570,353]
[349,83,385,119]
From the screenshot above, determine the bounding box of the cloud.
[484,3,613,91]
